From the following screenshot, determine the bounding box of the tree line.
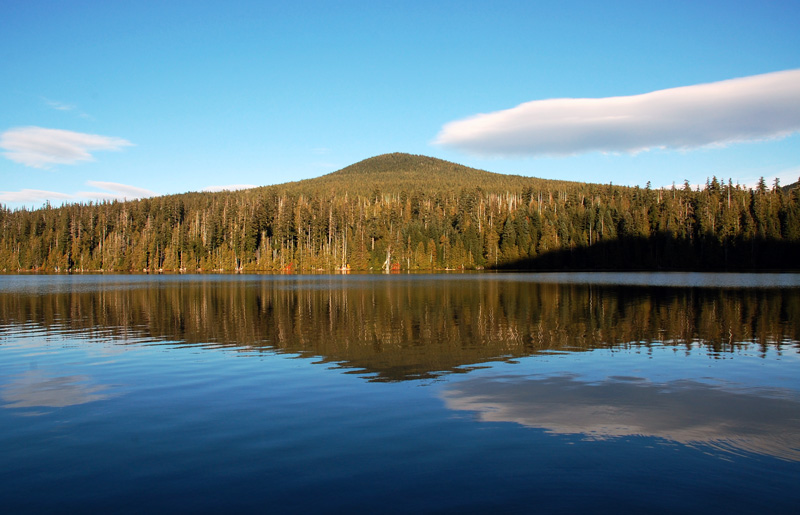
[1,154,798,272]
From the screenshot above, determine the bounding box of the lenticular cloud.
[435,69,800,156]
[84,181,156,199]
[0,127,133,169]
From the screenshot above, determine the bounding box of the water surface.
[1,273,799,513]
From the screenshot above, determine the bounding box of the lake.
[1,273,799,513]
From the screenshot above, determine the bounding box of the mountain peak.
[331,152,477,176]
[275,152,573,196]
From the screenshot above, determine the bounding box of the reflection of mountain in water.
[443,374,800,462]
[0,276,798,381]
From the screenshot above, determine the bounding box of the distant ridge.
[782,179,799,193]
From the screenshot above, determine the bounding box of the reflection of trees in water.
[1,279,798,380]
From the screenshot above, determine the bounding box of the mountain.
[258,152,577,197]
[782,179,800,193]
[1,153,798,273]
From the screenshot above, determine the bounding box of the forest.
[1,153,798,272]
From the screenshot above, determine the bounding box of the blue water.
[1,274,799,513]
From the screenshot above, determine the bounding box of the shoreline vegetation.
[2,153,799,273]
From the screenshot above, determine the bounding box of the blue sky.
[2,0,799,208]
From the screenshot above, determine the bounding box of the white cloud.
[202,184,257,192]
[0,189,73,204]
[1,181,156,206]
[83,180,156,199]
[0,126,133,169]
[435,69,800,157]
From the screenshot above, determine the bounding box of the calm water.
[1,273,799,513]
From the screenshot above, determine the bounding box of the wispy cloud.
[202,184,257,192]
[0,189,73,204]
[736,166,800,190]
[43,99,76,111]
[80,181,157,200]
[435,69,800,157]
[43,98,93,119]
[1,181,156,206]
[0,126,133,169]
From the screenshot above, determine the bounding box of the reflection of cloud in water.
[442,375,800,462]
[2,370,110,411]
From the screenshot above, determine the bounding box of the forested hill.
[283,153,576,196]
[783,179,800,193]
[1,153,798,272]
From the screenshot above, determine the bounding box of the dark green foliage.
[1,153,798,272]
